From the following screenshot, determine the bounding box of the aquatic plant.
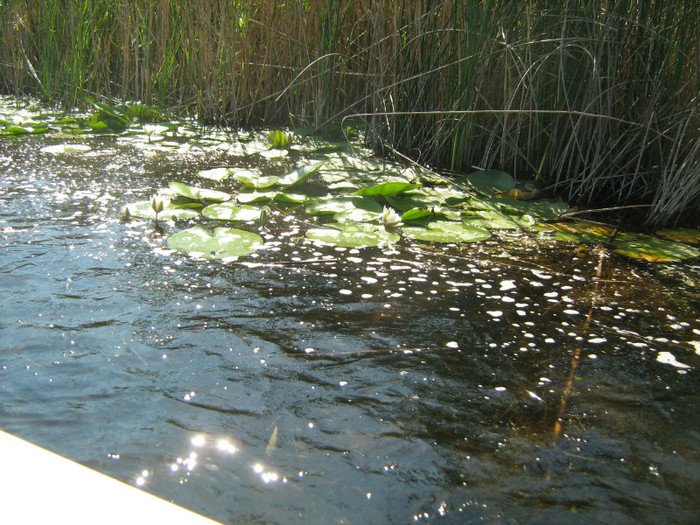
[113,136,699,259]
[0,1,697,225]
[166,226,263,260]
[1,99,697,260]
[151,197,164,224]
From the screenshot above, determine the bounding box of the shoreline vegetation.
[0,1,697,227]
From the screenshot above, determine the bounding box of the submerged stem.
[554,246,607,439]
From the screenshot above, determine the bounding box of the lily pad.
[168,181,231,202]
[656,228,700,246]
[543,221,614,244]
[318,169,364,185]
[333,208,384,223]
[202,203,264,222]
[402,221,491,243]
[612,232,700,262]
[398,185,472,207]
[305,197,383,215]
[354,181,421,197]
[167,226,263,260]
[3,123,49,135]
[258,149,289,159]
[463,170,515,195]
[276,162,324,187]
[489,197,569,220]
[306,223,400,248]
[462,210,538,230]
[317,152,386,172]
[401,208,433,222]
[198,167,235,181]
[122,200,200,220]
[236,190,309,203]
[233,169,279,189]
[543,221,699,262]
[40,143,92,154]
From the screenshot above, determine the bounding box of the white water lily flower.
[142,124,158,143]
[382,207,403,228]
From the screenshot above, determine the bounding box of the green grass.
[1,0,697,226]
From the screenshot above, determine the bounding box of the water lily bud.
[259,209,269,225]
[151,197,164,214]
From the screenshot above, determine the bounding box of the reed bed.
[1,0,697,226]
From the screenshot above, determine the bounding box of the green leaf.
[268,130,291,148]
[545,222,700,262]
[197,167,234,181]
[233,169,279,189]
[656,228,700,246]
[91,99,125,119]
[168,181,231,202]
[258,149,289,158]
[488,197,569,220]
[123,103,168,122]
[612,232,700,262]
[305,197,383,215]
[236,190,309,203]
[122,200,200,220]
[402,221,491,243]
[543,221,614,243]
[462,170,515,194]
[354,182,421,197]
[167,226,263,259]
[276,161,324,187]
[333,208,383,223]
[273,192,310,203]
[462,210,537,230]
[401,208,433,221]
[4,124,48,135]
[306,223,400,248]
[202,203,264,222]
[86,99,131,132]
[396,185,472,208]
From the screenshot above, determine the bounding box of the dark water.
[1,132,699,524]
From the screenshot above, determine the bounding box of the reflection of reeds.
[0,1,697,225]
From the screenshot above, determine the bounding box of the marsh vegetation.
[1,0,698,225]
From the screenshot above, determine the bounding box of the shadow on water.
[1,131,699,524]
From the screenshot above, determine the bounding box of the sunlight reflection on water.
[0,116,698,523]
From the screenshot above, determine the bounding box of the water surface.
[1,127,699,524]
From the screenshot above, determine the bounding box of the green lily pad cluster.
[170,163,527,253]
[295,168,572,247]
[120,142,700,261]
[121,162,330,259]
[1,97,171,137]
[4,97,695,263]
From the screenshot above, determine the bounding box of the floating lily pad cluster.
[118,142,700,262]
[2,96,697,263]
[1,97,170,137]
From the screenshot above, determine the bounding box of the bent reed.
[1,0,697,227]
